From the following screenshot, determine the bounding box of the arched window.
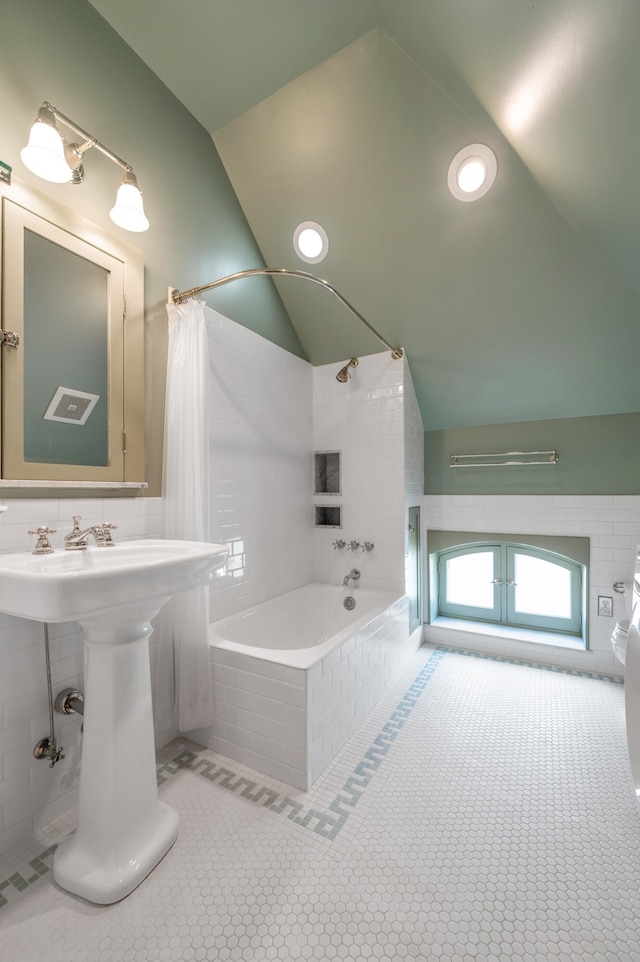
[437,542,583,636]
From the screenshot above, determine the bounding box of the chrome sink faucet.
[64,515,118,550]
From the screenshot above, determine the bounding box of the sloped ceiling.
[88,0,640,430]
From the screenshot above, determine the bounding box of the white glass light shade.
[20,120,73,184]
[109,182,149,233]
[293,221,329,263]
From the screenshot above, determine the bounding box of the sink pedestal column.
[53,611,179,904]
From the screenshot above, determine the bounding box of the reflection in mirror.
[24,230,109,466]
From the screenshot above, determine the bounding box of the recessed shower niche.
[314,504,342,528]
[314,451,341,495]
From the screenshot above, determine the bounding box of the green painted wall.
[424,413,640,495]
[0,0,304,495]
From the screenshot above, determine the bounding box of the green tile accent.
[0,849,56,911]
[434,645,624,684]
[157,649,447,842]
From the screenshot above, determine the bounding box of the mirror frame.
[0,179,145,490]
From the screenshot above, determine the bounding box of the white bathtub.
[211,582,401,669]
[209,583,420,790]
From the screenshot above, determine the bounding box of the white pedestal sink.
[0,539,228,904]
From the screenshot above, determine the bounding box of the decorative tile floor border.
[0,641,622,910]
[0,648,444,911]
[156,647,447,842]
[434,644,624,684]
[0,846,57,908]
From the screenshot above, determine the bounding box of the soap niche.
[314,451,341,495]
[315,505,342,528]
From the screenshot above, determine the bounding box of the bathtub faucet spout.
[343,568,361,587]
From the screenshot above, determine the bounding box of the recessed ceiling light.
[447,144,497,202]
[293,221,329,264]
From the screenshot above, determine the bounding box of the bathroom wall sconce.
[20,103,149,232]
[447,144,497,202]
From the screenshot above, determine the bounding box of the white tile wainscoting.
[423,494,640,676]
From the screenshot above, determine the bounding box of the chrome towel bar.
[449,450,558,468]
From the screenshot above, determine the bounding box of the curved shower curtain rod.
[171,267,404,360]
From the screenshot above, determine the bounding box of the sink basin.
[0,537,228,905]
[0,538,227,624]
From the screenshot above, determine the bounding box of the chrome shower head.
[336,357,359,383]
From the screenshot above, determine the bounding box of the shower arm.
[171,268,404,361]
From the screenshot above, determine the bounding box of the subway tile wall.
[423,494,640,675]
[209,596,416,790]
[0,496,162,853]
[204,308,314,621]
[403,359,424,505]
[307,596,417,786]
[312,353,407,593]
[209,646,308,789]
[403,362,425,597]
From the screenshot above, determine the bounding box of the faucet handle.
[362,541,375,552]
[332,539,346,550]
[28,526,57,555]
[93,522,118,546]
[348,540,361,551]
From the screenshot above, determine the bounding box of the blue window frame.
[437,542,583,636]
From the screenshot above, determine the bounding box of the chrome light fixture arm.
[21,102,149,232]
[172,268,404,361]
[43,102,128,174]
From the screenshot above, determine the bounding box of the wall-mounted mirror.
[0,181,144,487]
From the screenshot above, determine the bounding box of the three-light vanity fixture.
[20,102,149,232]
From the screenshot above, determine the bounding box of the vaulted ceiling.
[88,0,640,430]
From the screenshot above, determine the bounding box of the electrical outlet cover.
[598,595,613,617]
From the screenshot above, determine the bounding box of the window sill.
[431,616,586,652]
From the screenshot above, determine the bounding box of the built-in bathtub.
[209,583,420,790]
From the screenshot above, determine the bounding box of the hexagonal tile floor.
[1,644,639,961]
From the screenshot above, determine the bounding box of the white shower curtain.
[154,297,213,734]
